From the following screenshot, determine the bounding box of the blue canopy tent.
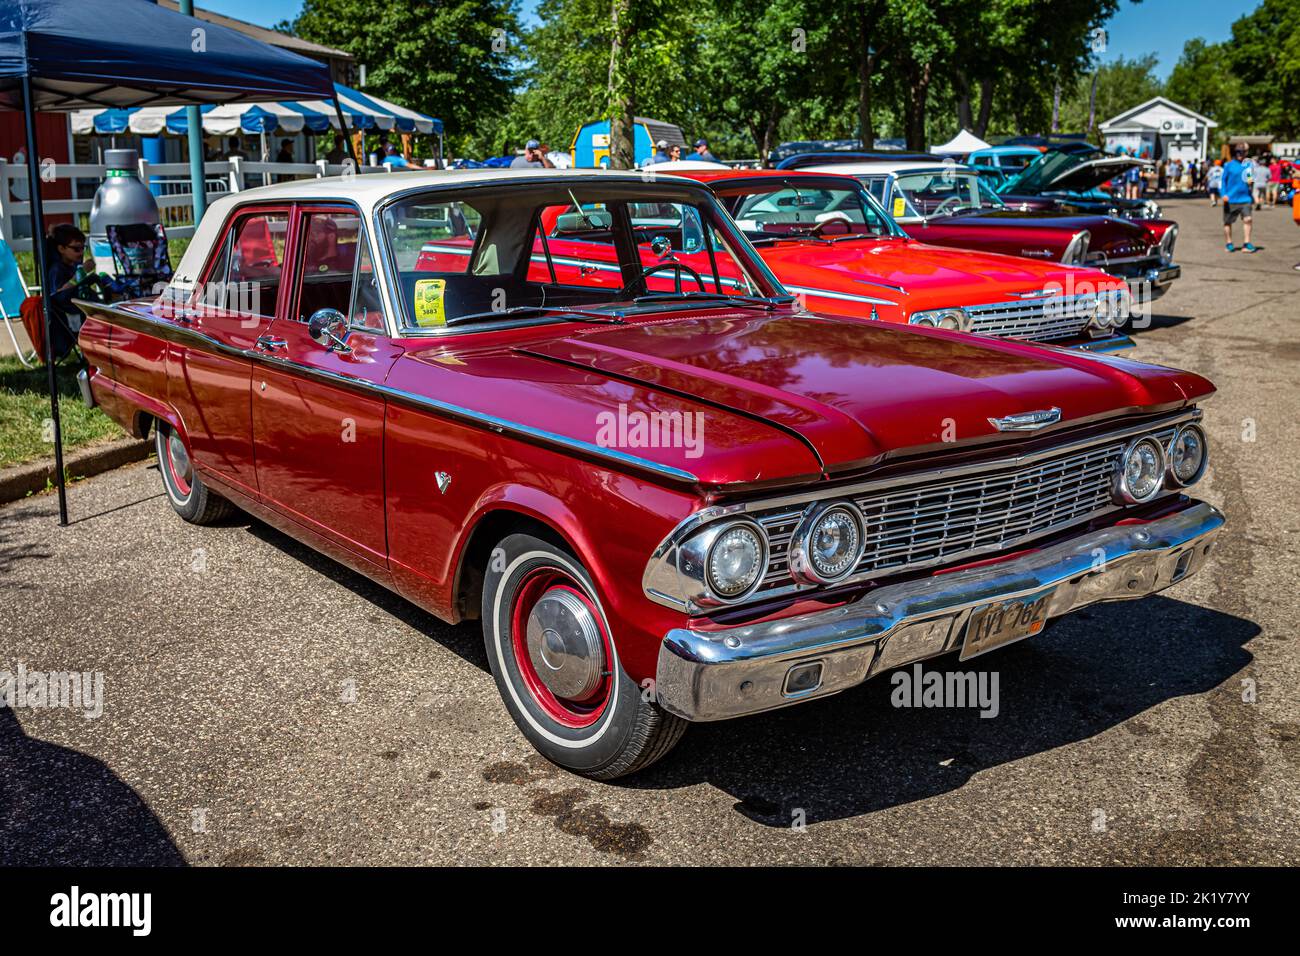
[0,0,336,524]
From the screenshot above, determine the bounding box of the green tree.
[286,0,520,154]
[1225,0,1300,137]
[1164,38,1240,127]
[1057,54,1162,136]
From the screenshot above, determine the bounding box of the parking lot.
[2,196,1297,865]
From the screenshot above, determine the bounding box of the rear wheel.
[155,422,233,525]
[482,533,687,779]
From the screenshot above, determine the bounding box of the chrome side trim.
[655,501,1224,721]
[783,284,897,306]
[1074,334,1135,353]
[75,299,701,485]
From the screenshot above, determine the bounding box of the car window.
[727,183,895,239]
[294,210,386,332]
[224,212,289,317]
[892,170,1005,218]
[381,182,781,332]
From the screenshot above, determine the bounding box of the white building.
[1099,96,1218,164]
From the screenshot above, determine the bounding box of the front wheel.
[482,533,687,779]
[155,422,233,525]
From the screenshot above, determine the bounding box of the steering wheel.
[621,261,707,297]
[931,196,964,217]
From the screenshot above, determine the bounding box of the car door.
[251,204,399,565]
[169,206,290,495]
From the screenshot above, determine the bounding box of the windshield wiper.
[443,305,625,328]
[632,291,794,311]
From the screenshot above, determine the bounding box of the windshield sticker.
[414,278,447,327]
[892,197,906,218]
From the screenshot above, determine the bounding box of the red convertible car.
[671,168,1135,350]
[76,170,1224,778]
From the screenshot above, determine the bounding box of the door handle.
[255,335,287,352]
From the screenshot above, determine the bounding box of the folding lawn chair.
[0,238,38,367]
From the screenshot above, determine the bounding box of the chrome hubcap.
[525,588,605,700]
[168,431,191,482]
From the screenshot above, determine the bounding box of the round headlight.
[936,310,966,331]
[706,522,766,599]
[791,505,865,584]
[1092,294,1114,329]
[1167,424,1207,486]
[804,505,863,582]
[911,314,937,327]
[1116,437,1166,503]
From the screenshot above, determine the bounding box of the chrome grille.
[965,294,1095,342]
[759,424,1179,591]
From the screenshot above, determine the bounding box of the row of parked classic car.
[75,147,1222,778]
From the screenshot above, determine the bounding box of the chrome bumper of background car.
[655,501,1224,722]
[1074,333,1135,353]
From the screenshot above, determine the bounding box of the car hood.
[396,311,1212,489]
[756,239,1102,310]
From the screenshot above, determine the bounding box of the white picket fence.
[0,157,397,253]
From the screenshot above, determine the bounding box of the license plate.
[960,591,1053,661]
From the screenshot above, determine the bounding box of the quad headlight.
[1158,224,1178,263]
[1090,288,1131,330]
[791,504,865,584]
[1115,436,1166,504]
[909,308,969,331]
[1166,423,1208,486]
[1062,230,1091,265]
[705,521,767,599]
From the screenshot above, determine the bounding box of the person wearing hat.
[693,138,721,163]
[645,139,672,166]
[511,139,555,169]
[1221,145,1256,253]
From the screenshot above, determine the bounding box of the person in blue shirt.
[1220,147,1256,252]
[381,144,410,168]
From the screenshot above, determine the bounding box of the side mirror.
[650,235,672,259]
[307,308,353,354]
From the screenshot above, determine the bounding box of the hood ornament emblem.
[989,408,1061,432]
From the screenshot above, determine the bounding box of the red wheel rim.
[509,568,613,728]
[165,429,193,497]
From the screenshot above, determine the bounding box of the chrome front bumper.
[655,501,1224,722]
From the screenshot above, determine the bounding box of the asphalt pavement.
[2,196,1297,865]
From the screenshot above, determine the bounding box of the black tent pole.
[332,95,359,168]
[22,74,68,526]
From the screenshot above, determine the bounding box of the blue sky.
[208,0,1249,79]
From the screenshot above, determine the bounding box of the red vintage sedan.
[668,167,1136,350]
[76,169,1224,778]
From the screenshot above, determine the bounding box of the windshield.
[889,169,1007,219]
[716,178,903,241]
[381,181,785,332]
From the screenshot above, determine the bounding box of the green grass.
[0,356,124,469]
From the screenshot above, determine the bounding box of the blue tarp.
[0,0,334,111]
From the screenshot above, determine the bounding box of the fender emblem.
[435,471,452,494]
[988,408,1061,432]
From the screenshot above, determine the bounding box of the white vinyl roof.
[168,167,700,293]
[802,160,968,175]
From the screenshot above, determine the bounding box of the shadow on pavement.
[242,518,489,671]
[0,708,186,865]
[623,595,1258,826]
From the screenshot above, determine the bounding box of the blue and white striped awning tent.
[71,83,442,137]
